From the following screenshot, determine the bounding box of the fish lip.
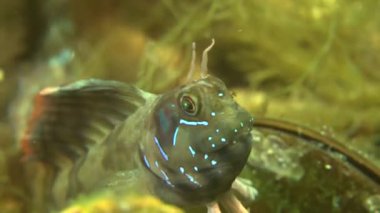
[230,131,252,146]
[208,127,252,152]
[206,130,251,153]
[194,133,252,183]
[198,137,252,178]
[229,116,254,145]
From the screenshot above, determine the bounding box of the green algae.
[0,0,379,212]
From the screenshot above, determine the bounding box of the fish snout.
[236,110,254,132]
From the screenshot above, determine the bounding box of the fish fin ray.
[21,79,150,163]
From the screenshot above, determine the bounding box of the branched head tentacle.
[201,38,215,78]
[186,42,197,82]
[185,39,215,83]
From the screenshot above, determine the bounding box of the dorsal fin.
[21,79,150,163]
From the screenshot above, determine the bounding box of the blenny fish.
[21,40,255,212]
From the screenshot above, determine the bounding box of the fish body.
[21,68,253,211]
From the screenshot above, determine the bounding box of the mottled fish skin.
[139,75,254,205]
[21,75,253,211]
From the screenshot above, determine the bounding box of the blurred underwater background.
[0,0,380,212]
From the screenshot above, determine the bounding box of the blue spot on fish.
[179,167,185,174]
[180,119,208,126]
[172,127,179,146]
[189,146,196,157]
[143,155,150,168]
[154,137,169,161]
[185,173,201,186]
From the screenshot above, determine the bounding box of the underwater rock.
[248,130,308,181]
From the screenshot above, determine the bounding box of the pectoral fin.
[21,79,151,163]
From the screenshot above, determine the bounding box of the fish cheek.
[177,126,206,152]
[190,125,224,153]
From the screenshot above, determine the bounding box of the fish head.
[141,75,254,204]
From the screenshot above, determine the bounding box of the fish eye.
[180,94,198,116]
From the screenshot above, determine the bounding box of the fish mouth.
[200,116,253,173]
[227,116,254,146]
[230,133,252,146]
[195,132,252,193]
[204,115,253,154]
